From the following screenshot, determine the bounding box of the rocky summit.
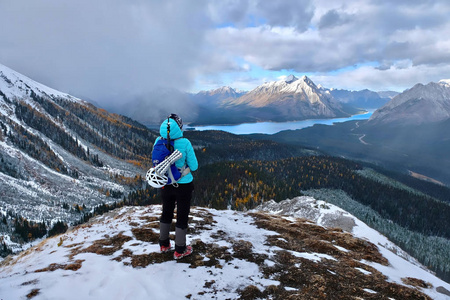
[1,197,449,299]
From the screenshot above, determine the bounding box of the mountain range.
[327,88,396,109]
[185,75,398,126]
[255,77,450,185]
[229,75,349,119]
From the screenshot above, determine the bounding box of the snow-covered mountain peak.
[212,86,230,92]
[197,86,244,98]
[0,63,81,103]
[212,86,235,94]
[284,74,298,83]
[253,74,319,96]
[224,74,347,120]
[439,79,450,87]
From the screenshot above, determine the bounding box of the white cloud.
[202,0,450,91]
[312,62,450,92]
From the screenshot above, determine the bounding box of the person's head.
[168,113,183,130]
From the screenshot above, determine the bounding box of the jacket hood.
[159,118,183,139]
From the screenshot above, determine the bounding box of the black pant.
[160,182,194,229]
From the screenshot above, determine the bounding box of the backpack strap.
[167,168,179,188]
[166,117,172,153]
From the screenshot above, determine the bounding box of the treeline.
[15,102,89,163]
[13,217,47,242]
[1,118,71,176]
[371,165,450,204]
[303,188,450,283]
[8,92,158,177]
[2,212,69,244]
[56,99,156,161]
[191,156,362,209]
[1,187,157,248]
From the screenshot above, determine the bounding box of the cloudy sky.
[1,0,450,109]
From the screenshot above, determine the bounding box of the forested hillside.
[0,66,160,255]
[184,130,314,165]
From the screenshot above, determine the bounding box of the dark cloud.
[1,0,450,108]
[317,9,351,29]
[107,88,198,126]
[207,0,250,26]
[376,61,393,71]
[255,0,315,32]
[0,0,209,121]
[208,0,315,32]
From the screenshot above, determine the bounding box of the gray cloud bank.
[0,0,209,122]
[2,0,450,123]
[208,0,450,72]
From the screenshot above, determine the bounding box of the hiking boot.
[173,245,193,260]
[160,245,172,253]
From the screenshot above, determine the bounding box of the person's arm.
[185,140,198,172]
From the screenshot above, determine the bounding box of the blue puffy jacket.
[153,118,198,184]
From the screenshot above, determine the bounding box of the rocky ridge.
[1,197,449,299]
[369,81,450,126]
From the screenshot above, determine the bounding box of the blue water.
[192,110,374,135]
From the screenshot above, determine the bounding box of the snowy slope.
[0,64,156,253]
[0,64,80,103]
[256,196,450,299]
[1,199,449,299]
[369,80,450,125]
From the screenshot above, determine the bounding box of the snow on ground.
[1,198,449,299]
[0,206,281,300]
[0,64,81,102]
[255,196,450,300]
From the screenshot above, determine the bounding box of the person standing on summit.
[153,113,198,259]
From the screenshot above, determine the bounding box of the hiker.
[154,113,198,259]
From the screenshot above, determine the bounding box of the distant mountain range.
[327,88,396,109]
[253,77,450,185]
[96,74,397,126]
[193,86,247,105]
[228,75,349,119]
[186,75,397,126]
